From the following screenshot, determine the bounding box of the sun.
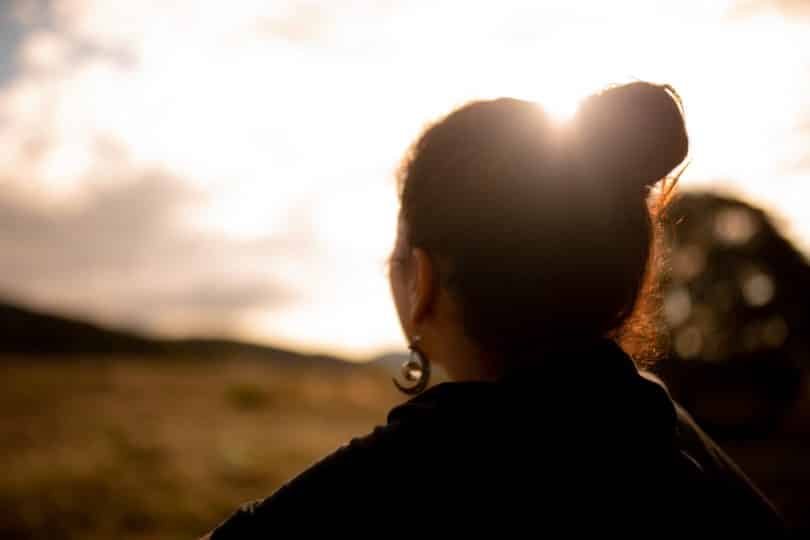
[540,94,581,124]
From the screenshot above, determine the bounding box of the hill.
[0,300,348,367]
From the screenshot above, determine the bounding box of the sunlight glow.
[542,96,581,124]
[1,0,809,356]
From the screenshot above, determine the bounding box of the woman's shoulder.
[636,373,788,536]
[670,402,787,532]
[204,384,492,538]
[204,416,425,538]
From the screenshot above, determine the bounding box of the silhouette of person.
[200,82,788,537]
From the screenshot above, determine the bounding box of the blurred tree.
[657,191,808,435]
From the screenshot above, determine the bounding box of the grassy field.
[1,356,808,538]
[0,357,402,539]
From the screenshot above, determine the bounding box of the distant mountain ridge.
[0,300,349,366]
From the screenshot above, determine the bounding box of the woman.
[202,82,787,537]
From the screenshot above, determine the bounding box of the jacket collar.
[388,338,676,438]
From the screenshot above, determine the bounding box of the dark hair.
[396,82,688,364]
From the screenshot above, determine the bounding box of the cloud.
[0,0,406,351]
[793,155,810,171]
[254,3,330,44]
[1,171,194,276]
[4,0,806,355]
[0,167,310,334]
[729,0,810,19]
[152,281,293,312]
[781,111,810,173]
[0,2,29,87]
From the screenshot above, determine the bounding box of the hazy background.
[1,0,809,358]
[2,1,810,538]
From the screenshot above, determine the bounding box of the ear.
[408,247,438,325]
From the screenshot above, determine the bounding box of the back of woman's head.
[397,82,688,362]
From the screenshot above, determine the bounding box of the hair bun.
[574,82,689,192]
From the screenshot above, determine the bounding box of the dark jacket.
[206,339,787,537]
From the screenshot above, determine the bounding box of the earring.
[393,335,431,395]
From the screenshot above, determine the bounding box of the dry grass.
[1,356,807,538]
[0,357,400,540]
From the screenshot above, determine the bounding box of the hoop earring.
[393,335,431,395]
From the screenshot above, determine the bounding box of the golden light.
[2,0,809,356]
[542,96,581,124]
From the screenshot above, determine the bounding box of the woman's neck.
[420,326,502,382]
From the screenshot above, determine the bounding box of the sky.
[1,0,809,359]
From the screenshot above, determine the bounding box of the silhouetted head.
[389,82,688,380]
